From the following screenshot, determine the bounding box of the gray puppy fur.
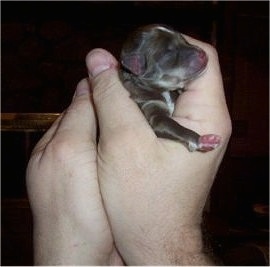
[119,24,221,152]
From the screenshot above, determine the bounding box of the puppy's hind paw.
[198,134,221,152]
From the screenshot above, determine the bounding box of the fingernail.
[91,64,110,77]
[87,49,113,78]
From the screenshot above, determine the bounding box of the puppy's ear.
[121,53,146,76]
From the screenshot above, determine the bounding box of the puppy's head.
[121,24,208,91]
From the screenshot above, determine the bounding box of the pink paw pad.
[198,134,221,152]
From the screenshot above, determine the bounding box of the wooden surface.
[1,113,60,131]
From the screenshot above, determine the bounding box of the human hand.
[86,38,231,265]
[26,79,123,265]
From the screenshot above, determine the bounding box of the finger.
[175,35,227,114]
[183,34,224,93]
[176,37,224,112]
[31,113,64,156]
[52,78,97,146]
[86,49,153,140]
[173,36,231,135]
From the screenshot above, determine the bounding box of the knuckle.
[46,137,75,163]
[223,116,233,139]
[214,114,232,142]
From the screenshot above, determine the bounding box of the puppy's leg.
[141,101,221,152]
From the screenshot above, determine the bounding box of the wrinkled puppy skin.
[119,24,221,152]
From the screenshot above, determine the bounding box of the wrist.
[166,225,214,265]
[124,225,214,265]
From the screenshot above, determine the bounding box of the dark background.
[1,1,269,265]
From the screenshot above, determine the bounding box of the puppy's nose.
[184,48,208,78]
[197,49,207,63]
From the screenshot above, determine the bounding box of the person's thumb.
[86,48,149,140]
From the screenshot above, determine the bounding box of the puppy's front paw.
[198,134,221,152]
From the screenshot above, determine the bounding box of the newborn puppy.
[119,24,221,152]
